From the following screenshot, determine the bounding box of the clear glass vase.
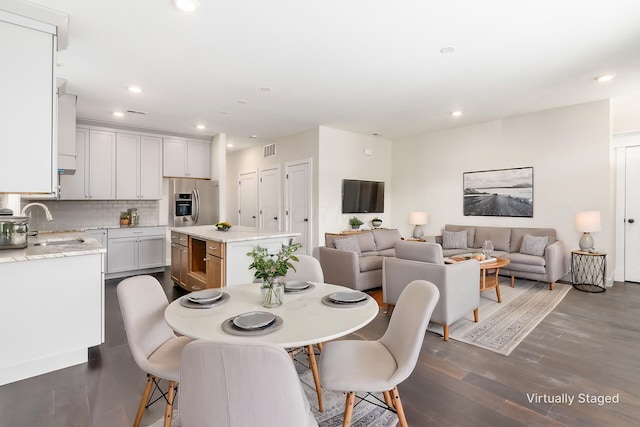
[261,277,284,308]
[482,240,494,257]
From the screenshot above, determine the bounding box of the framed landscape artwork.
[463,167,533,217]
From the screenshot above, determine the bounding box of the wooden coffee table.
[479,257,510,303]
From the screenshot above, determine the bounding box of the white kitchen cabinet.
[0,253,103,386]
[163,138,211,179]
[59,128,116,200]
[58,94,77,172]
[0,12,57,194]
[116,133,162,200]
[59,128,88,199]
[107,226,166,278]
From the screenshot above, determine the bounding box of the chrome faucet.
[20,203,54,221]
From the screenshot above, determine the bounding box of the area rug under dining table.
[427,278,572,356]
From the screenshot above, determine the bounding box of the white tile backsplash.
[20,200,161,232]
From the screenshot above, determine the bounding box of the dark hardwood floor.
[1,269,639,426]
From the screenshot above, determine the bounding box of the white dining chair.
[319,280,440,427]
[282,254,326,411]
[179,340,319,427]
[117,275,194,427]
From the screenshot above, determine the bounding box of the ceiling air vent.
[263,143,276,158]
[125,109,147,115]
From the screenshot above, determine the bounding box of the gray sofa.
[319,229,403,291]
[383,240,480,340]
[437,224,566,290]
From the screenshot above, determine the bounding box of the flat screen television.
[342,179,385,213]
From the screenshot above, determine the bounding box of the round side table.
[571,250,606,293]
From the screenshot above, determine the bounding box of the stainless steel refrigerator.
[169,178,219,227]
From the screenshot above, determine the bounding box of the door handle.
[629,218,635,223]
[252,216,256,219]
[304,218,308,222]
[273,217,278,220]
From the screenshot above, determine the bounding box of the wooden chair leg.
[134,374,155,427]
[473,308,479,322]
[316,342,323,352]
[307,344,324,412]
[511,275,515,287]
[342,392,355,427]
[163,381,177,427]
[390,386,408,427]
[383,390,394,408]
[443,324,449,341]
[549,282,554,290]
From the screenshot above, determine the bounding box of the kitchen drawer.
[206,240,224,258]
[171,231,188,246]
[108,226,166,239]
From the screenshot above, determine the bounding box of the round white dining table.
[164,282,380,348]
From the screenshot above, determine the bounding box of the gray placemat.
[321,294,370,308]
[284,283,316,293]
[180,292,230,309]
[222,314,284,336]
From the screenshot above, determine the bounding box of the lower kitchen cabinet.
[171,233,225,292]
[170,231,189,286]
[107,226,165,278]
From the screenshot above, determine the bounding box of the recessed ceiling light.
[218,111,229,115]
[113,111,124,117]
[127,85,142,94]
[227,143,234,147]
[440,46,455,54]
[173,0,199,12]
[594,74,615,83]
[196,124,205,130]
[249,135,258,139]
[260,87,272,92]
[451,111,463,117]
[237,100,249,104]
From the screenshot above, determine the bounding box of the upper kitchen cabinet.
[57,93,77,173]
[0,11,57,194]
[59,128,116,200]
[116,133,162,200]
[163,138,211,179]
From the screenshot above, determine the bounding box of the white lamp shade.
[575,211,601,232]
[408,211,429,225]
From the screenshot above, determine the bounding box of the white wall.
[391,100,614,277]
[317,127,393,238]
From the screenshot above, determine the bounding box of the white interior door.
[238,171,258,227]
[625,146,640,282]
[286,160,311,255]
[259,166,281,232]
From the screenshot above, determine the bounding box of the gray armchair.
[383,240,480,341]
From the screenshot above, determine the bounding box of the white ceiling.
[27,0,640,151]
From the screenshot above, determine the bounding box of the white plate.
[232,311,276,330]
[329,291,367,303]
[188,289,222,303]
[284,280,310,291]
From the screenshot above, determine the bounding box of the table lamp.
[408,211,429,239]
[574,211,601,251]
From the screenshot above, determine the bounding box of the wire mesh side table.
[571,250,606,293]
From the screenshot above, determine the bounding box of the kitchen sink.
[32,238,85,246]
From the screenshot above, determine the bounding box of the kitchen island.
[170,225,299,290]
[0,231,105,386]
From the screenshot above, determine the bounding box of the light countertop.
[170,225,299,243]
[0,231,106,264]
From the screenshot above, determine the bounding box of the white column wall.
[317,127,393,241]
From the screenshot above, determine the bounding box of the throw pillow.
[334,236,361,254]
[442,230,467,249]
[520,234,548,256]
